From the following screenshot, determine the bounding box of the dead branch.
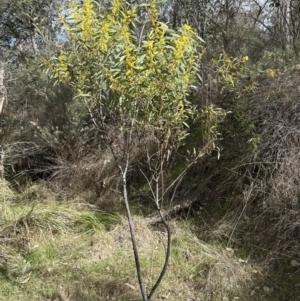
[145,198,198,225]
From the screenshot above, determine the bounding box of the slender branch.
[164,147,209,197]
[113,100,149,301]
[147,209,171,300]
[246,14,273,33]
[169,173,185,208]
[147,139,169,300]
[159,141,165,208]
[138,165,156,202]
[121,171,148,301]
[155,175,160,208]
[83,98,99,129]
[138,22,147,48]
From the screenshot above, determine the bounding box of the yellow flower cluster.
[266,68,276,78]
[184,49,201,85]
[144,1,167,73]
[112,0,122,16]
[106,68,124,93]
[172,25,193,69]
[148,0,159,26]
[124,42,136,77]
[81,0,94,40]
[145,40,156,72]
[145,24,167,73]
[120,8,137,77]
[243,55,249,62]
[98,0,127,52]
[57,52,71,81]
[99,21,111,52]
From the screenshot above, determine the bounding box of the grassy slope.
[0,218,255,301]
[2,180,298,301]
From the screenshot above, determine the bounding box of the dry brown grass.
[204,71,300,301]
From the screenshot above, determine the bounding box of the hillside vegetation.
[1,0,300,300]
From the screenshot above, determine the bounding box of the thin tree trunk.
[121,171,149,301]
[0,54,7,114]
[147,209,171,300]
[109,114,149,301]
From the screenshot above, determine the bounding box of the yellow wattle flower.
[81,0,94,40]
[266,69,276,78]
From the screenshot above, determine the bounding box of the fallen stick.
[145,198,198,224]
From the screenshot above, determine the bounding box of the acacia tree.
[47,0,203,299]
